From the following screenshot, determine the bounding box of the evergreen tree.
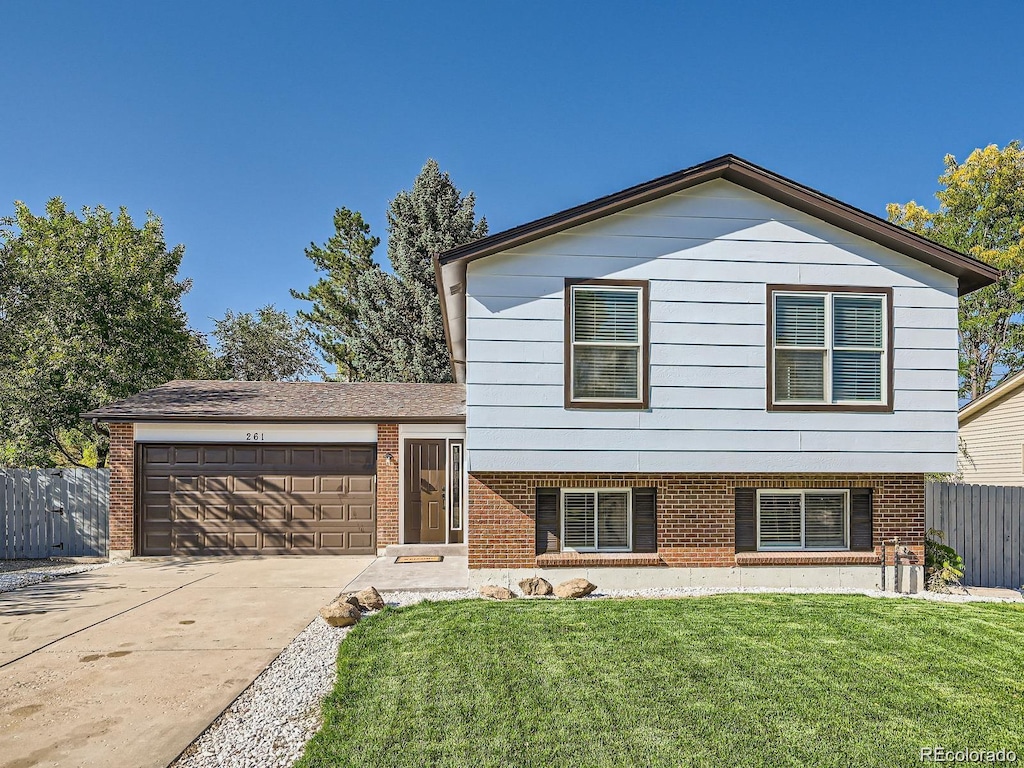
[349,160,487,382]
[291,208,379,379]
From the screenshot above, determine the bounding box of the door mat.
[394,555,444,564]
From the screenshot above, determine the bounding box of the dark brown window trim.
[564,278,650,410]
[766,284,895,414]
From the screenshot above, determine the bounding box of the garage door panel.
[349,531,374,549]
[145,446,171,465]
[142,502,171,523]
[320,476,346,493]
[264,475,289,492]
[349,476,374,494]
[262,505,287,521]
[174,447,200,464]
[141,442,376,555]
[235,476,260,494]
[204,448,230,464]
[350,503,374,521]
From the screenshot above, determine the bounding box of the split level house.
[85,155,999,592]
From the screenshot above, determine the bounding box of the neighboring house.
[85,155,998,592]
[958,370,1024,485]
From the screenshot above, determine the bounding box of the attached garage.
[139,443,376,555]
[83,379,467,558]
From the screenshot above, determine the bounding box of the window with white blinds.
[757,490,849,550]
[772,289,887,407]
[569,284,645,404]
[561,489,631,552]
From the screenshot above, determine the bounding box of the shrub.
[925,528,965,592]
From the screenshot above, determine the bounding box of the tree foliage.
[290,208,378,380]
[0,199,215,467]
[887,142,1024,400]
[212,304,323,381]
[296,160,486,382]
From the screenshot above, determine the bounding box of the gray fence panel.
[926,481,1024,589]
[0,469,109,558]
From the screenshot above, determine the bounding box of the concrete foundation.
[469,564,924,594]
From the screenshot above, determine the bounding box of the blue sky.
[3,1,1022,338]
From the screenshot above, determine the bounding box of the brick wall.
[375,424,400,547]
[108,422,135,554]
[467,473,926,569]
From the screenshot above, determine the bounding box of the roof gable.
[435,155,997,383]
[436,154,997,294]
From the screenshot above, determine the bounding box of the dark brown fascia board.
[435,154,999,296]
[83,414,466,424]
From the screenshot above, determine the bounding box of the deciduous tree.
[0,199,215,467]
[887,142,1024,400]
[212,304,323,381]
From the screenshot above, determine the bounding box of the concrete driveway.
[0,556,373,768]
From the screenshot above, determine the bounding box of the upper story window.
[565,280,649,409]
[768,285,892,412]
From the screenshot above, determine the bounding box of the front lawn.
[299,595,1024,768]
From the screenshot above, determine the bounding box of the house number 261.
[245,432,266,441]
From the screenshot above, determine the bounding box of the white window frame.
[756,489,850,551]
[560,487,632,553]
[771,289,888,407]
[569,284,645,405]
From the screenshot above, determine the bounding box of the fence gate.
[1,469,110,559]
[926,482,1024,589]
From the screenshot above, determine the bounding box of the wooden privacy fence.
[1,469,109,559]
[926,482,1024,589]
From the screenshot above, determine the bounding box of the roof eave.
[83,413,466,424]
[436,155,999,297]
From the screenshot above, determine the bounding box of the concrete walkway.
[0,556,373,768]
[345,554,469,592]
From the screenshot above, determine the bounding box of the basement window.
[757,489,849,550]
[561,489,631,552]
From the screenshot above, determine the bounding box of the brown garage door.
[139,443,376,555]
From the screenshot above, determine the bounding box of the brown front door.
[404,439,446,544]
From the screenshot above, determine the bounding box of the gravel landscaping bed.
[169,583,1019,768]
[0,559,111,593]
[170,590,474,768]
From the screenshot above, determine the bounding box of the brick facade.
[108,422,135,554]
[467,472,926,569]
[374,424,400,548]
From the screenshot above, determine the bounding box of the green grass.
[298,595,1024,768]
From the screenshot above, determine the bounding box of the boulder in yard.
[479,585,516,600]
[319,601,362,627]
[355,586,385,611]
[336,593,361,609]
[518,577,553,596]
[554,578,597,599]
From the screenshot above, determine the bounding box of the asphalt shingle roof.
[82,380,466,422]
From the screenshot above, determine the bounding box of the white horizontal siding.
[468,450,953,474]
[464,179,960,473]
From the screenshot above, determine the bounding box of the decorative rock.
[318,601,362,627]
[479,585,516,600]
[554,578,597,599]
[337,593,361,609]
[355,586,385,611]
[518,577,553,596]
